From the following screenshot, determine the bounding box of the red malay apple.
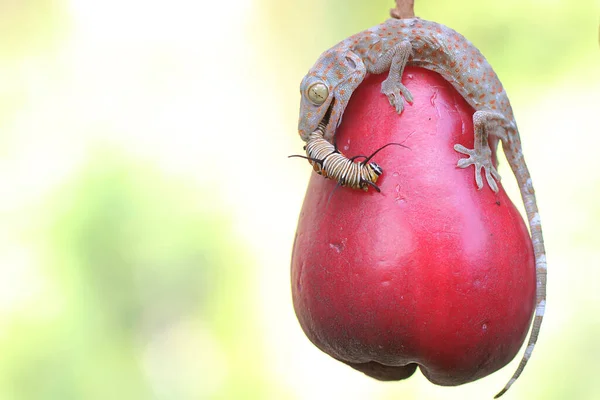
[291,68,535,385]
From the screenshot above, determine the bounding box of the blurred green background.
[0,0,598,399]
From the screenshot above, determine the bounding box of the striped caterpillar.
[290,122,407,192]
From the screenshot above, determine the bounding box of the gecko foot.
[454,144,501,192]
[381,79,413,114]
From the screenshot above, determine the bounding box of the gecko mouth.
[315,99,335,135]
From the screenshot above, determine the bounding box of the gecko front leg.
[454,111,508,192]
[369,41,414,114]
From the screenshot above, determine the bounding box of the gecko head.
[298,49,364,142]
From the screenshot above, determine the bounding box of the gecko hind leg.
[374,41,414,114]
[454,111,507,192]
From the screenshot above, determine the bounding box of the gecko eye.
[306,82,329,105]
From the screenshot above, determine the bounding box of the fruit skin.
[291,68,535,385]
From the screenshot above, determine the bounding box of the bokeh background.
[1,0,599,399]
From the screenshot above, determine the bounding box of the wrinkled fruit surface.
[291,68,535,385]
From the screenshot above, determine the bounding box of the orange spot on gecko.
[479,94,485,99]
[475,79,479,84]
[416,23,423,28]
[468,77,474,83]
[490,99,496,104]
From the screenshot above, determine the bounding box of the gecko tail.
[494,145,547,398]
[494,296,545,398]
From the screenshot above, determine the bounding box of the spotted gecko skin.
[297,17,547,399]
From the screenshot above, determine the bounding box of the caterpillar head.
[369,162,383,177]
[298,48,365,142]
[357,162,383,192]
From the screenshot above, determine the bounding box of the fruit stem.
[390,0,415,19]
